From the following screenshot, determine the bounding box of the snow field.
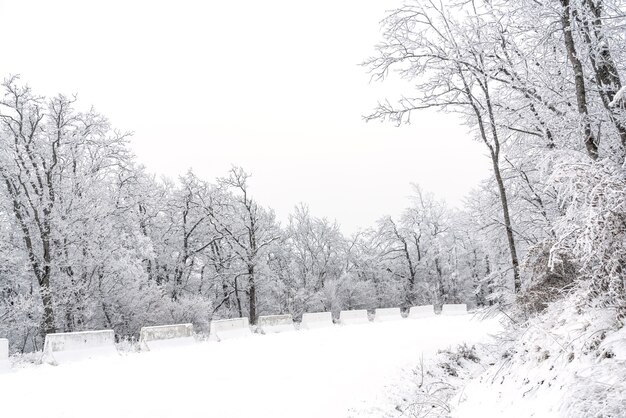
[0,314,501,418]
[441,303,468,315]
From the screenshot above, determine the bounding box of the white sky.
[0,0,489,234]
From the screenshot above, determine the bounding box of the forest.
[1,0,625,362]
[0,77,481,352]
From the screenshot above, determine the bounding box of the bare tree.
[0,76,130,334]
[208,167,281,324]
[364,1,522,293]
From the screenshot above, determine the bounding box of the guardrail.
[0,302,471,371]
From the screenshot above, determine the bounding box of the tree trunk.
[234,276,243,318]
[3,176,57,334]
[576,1,626,155]
[41,281,56,335]
[492,156,522,293]
[462,69,522,295]
[434,257,445,306]
[560,0,598,159]
[248,264,257,324]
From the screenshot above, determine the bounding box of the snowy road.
[0,315,501,418]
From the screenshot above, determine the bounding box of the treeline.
[365,0,626,321]
[0,77,487,352]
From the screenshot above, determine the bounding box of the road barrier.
[300,312,334,330]
[210,317,252,341]
[408,305,435,319]
[139,323,195,350]
[339,309,369,325]
[42,330,117,365]
[23,303,469,366]
[257,314,295,334]
[374,307,402,322]
[0,338,9,372]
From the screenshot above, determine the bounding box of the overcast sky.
[0,0,489,233]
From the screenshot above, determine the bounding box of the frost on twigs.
[393,344,489,418]
[517,240,576,316]
[549,159,626,317]
[609,86,626,107]
[453,293,626,417]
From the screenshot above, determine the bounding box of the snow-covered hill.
[452,301,626,418]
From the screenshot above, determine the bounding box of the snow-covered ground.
[0,315,501,418]
[450,303,626,418]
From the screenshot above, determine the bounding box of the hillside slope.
[452,300,626,417]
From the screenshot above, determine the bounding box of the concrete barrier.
[42,330,117,365]
[339,309,369,325]
[408,305,435,319]
[441,303,468,315]
[210,317,252,341]
[374,307,402,322]
[0,338,9,373]
[139,323,195,350]
[257,314,295,334]
[300,312,334,330]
